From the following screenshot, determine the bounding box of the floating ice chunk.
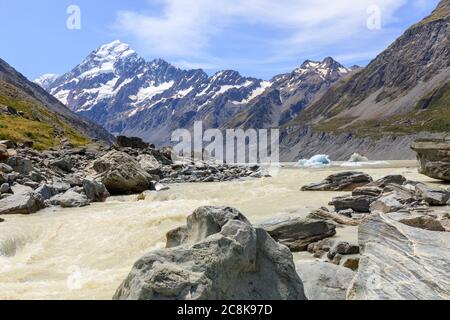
[348,153,369,163]
[298,155,331,167]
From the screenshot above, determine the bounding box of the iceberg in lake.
[298,154,331,167]
[341,153,389,167]
[348,153,369,163]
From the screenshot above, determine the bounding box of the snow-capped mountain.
[43,40,353,146]
[45,40,270,146]
[223,57,355,129]
[34,74,59,90]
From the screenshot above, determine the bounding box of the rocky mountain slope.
[0,58,114,149]
[224,58,355,129]
[43,41,271,146]
[280,0,450,161]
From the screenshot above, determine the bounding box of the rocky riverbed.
[0,137,268,216]
[1,160,448,299]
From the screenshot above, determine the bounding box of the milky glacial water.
[0,161,446,300]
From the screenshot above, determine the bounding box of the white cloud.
[114,0,408,69]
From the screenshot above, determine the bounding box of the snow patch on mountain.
[34,74,59,90]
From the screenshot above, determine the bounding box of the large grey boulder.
[82,177,109,202]
[50,156,73,172]
[259,215,336,251]
[0,191,45,214]
[301,172,372,191]
[347,213,450,300]
[296,261,355,300]
[49,190,90,208]
[89,151,153,195]
[114,206,306,300]
[6,156,33,175]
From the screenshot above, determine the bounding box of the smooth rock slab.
[114,206,306,300]
[347,213,450,300]
[296,261,355,300]
[301,172,373,191]
[259,216,336,252]
[330,195,378,213]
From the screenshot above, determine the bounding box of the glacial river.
[0,161,445,299]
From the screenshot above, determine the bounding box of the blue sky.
[0,0,440,80]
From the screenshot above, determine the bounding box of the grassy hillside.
[314,81,450,138]
[0,80,89,150]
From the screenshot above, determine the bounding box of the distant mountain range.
[0,58,114,149]
[37,41,353,147]
[32,0,449,160]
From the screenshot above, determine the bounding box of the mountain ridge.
[42,40,352,146]
[279,0,450,161]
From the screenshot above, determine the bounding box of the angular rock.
[370,194,404,214]
[6,156,33,175]
[82,177,110,202]
[347,213,450,300]
[35,184,58,201]
[296,261,355,300]
[49,190,90,208]
[327,241,360,260]
[89,151,153,195]
[330,195,377,213]
[301,172,373,191]
[415,183,450,206]
[50,156,73,172]
[51,178,71,193]
[114,206,306,300]
[0,191,45,214]
[259,215,336,252]
[369,175,407,188]
[30,171,46,183]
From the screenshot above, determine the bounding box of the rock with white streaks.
[347,213,450,300]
